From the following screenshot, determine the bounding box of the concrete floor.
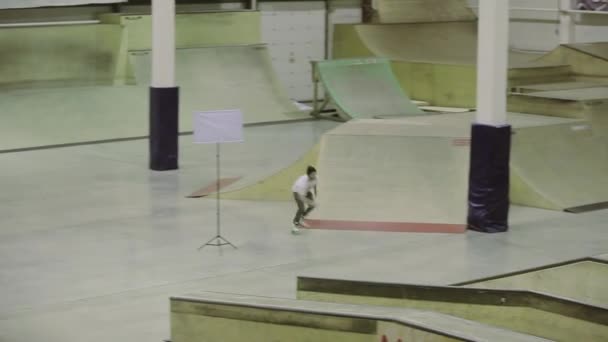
[1,121,607,342]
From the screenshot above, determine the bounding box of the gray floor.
[1,121,607,342]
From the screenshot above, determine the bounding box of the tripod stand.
[199,143,236,250]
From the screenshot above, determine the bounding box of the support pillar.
[150,0,178,171]
[468,0,511,233]
[559,0,576,44]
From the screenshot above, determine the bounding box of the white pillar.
[559,0,575,44]
[476,0,510,126]
[149,0,178,171]
[152,0,175,87]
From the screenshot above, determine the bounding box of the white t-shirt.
[292,175,317,196]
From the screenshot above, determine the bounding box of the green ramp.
[314,58,425,120]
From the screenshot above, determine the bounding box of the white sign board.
[194,109,244,144]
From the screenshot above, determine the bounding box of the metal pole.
[199,141,235,249]
[216,142,221,237]
[312,63,320,115]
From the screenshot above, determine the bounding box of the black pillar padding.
[149,87,179,171]
[467,123,511,233]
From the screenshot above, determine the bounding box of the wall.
[3,0,604,99]
[467,0,608,52]
[118,0,360,100]
[260,1,326,101]
[0,5,111,23]
[327,0,362,58]
[260,0,361,100]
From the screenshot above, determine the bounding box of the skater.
[291,166,317,234]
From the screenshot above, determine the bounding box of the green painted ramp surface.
[130,45,304,125]
[316,58,425,119]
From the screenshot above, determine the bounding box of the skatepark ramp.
[508,87,608,139]
[513,81,608,93]
[331,1,608,111]
[212,113,608,216]
[0,24,125,90]
[510,118,608,212]
[297,276,608,341]
[100,11,261,51]
[130,45,304,126]
[540,42,608,77]
[299,114,608,231]
[305,119,470,233]
[170,292,549,341]
[312,58,425,120]
[332,21,569,108]
[0,12,307,152]
[455,258,608,308]
[373,0,475,24]
[333,22,479,65]
[565,43,608,62]
[406,113,608,212]
[220,144,321,201]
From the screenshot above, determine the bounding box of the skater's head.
[307,166,317,180]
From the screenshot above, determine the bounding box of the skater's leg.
[293,192,306,224]
[303,208,315,217]
[303,205,315,217]
[303,191,316,217]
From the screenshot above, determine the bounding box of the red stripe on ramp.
[452,138,471,146]
[303,219,466,234]
[187,177,242,198]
